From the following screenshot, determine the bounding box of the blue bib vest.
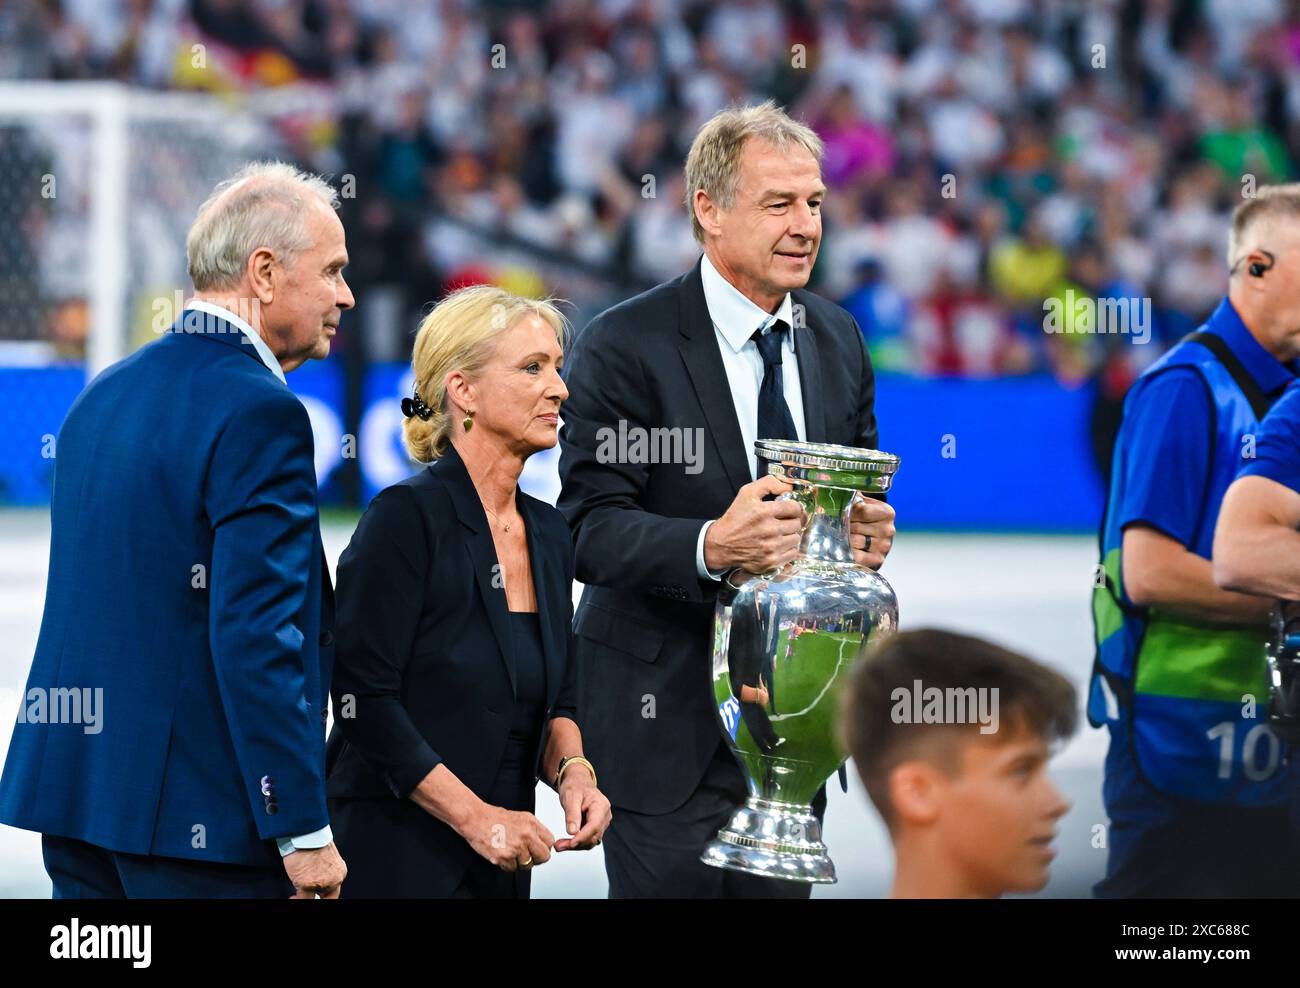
[1089,332,1286,806]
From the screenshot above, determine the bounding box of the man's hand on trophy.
[850,497,895,570]
[284,841,347,899]
[704,474,805,575]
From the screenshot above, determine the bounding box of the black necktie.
[751,318,799,469]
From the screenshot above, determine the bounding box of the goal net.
[0,82,281,503]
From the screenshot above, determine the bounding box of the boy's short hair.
[840,628,1077,829]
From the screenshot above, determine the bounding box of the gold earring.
[463,410,474,432]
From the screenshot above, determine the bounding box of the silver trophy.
[701,440,900,883]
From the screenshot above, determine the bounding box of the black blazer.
[325,444,578,886]
[557,257,878,814]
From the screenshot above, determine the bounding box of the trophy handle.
[845,489,867,525]
[756,489,809,580]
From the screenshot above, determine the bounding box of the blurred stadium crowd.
[0,0,1297,384]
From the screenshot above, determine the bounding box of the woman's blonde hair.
[403,284,569,462]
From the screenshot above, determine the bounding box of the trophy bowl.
[701,440,900,883]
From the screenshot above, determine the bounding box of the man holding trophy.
[558,101,896,898]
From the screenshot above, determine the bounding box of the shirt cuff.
[276,824,334,857]
[696,520,729,581]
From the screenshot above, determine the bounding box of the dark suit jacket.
[0,310,334,868]
[325,443,578,894]
[557,257,879,814]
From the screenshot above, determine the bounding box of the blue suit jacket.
[0,310,334,868]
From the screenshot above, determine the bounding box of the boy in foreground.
[840,629,1076,898]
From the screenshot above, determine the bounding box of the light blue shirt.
[183,300,332,857]
[694,254,807,580]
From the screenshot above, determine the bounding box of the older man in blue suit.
[0,162,354,898]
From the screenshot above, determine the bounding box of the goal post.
[0,81,282,377]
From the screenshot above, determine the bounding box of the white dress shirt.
[694,253,807,580]
[183,300,332,857]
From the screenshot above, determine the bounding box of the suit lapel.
[792,291,826,442]
[433,446,517,696]
[678,259,753,492]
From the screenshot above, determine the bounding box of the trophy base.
[700,796,836,884]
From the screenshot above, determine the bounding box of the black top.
[507,611,547,740]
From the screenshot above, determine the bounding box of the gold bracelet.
[556,755,597,790]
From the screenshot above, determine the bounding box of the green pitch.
[715,627,871,803]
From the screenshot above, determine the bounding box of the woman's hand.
[461,803,555,872]
[739,675,770,707]
[554,767,612,851]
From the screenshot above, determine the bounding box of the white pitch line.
[771,634,855,721]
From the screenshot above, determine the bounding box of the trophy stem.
[700,796,837,884]
[796,483,859,565]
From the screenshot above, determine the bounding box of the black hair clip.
[401,389,433,421]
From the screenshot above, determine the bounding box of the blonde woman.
[326,285,611,898]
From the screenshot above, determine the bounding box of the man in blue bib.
[1090,185,1300,897]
